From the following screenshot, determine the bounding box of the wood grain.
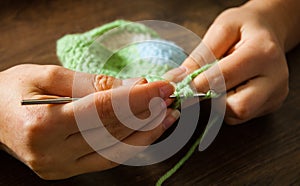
[0,0,299,185]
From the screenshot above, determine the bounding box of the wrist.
[244,0,300,52]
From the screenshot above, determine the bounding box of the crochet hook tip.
[169,93,207,98]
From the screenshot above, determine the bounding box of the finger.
[62,81,174,133]
[94,76,147,92]
[91,81,173,130]
[74,109,180,174]
[224,77,276,125]
[36,65,148,110]
[33,65,93,97]
[192,45,264,93]
[202,19,240,59]
[64,102,168,157]
[163,20,239,83]
[163,45,217,83]
[162,65,188,82]
[34,65,136,97]
[114,81,174,115]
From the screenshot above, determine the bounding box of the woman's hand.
[0,64,179,179]
[164,0,300,124]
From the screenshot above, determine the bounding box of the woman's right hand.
[0,64,179,180]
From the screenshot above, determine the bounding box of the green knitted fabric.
[57,20,159,74]
[57,20,186,81]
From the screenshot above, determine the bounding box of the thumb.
[36,65,146,98]
[73,74,147,97]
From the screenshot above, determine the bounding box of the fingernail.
[161,99,173,109]
[170,82,177,89]
[162,66,187,81]
[122,77,147,86]
[159,84,175,99]
[163,109,181,129]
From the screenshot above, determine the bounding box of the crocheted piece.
[57,20,159,71]
[57,20,186,82]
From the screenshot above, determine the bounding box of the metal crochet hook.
[21,93,208,105]
[21,97,79,105]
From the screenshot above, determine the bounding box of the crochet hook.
[21,93,208,105]
[21,97,79,105]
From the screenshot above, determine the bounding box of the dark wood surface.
[0,0,299,185]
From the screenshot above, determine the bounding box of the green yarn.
[172,61,218,108]
[156,63,218,185]
[156,115,220,186]
[156,135,202,186]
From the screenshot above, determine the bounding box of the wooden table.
[0,0,299,185]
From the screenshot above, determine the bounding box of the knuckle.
[219,7,239,17]
[22,109,50,141]
[261,40,281,61]
[94,74,119,91]
[42,65,62,81]
[18,109,70,180]
[234,105,251,121]
[213,8,239,29]
[253,32,284,66]
[33,65,63,88]
[24,153,55,179]
[22,106,54,133]
[228,98,252,122]
[210,22,232,37]
[26,155,49,172]
[95,92,114,119]
[26,155,73,180]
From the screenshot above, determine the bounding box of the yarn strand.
[156,61,219,185]
[155,134,202,186]
[156,114,223,185]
